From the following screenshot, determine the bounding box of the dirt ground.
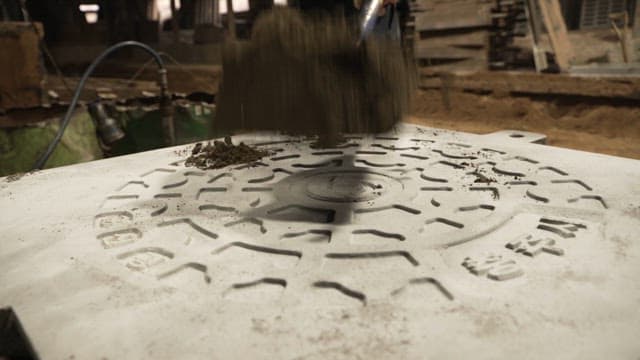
[42,62,640,161]
[408,88,640,159]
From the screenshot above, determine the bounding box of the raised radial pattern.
[94,130,606,303]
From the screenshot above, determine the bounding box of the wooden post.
[226,0,237,40]
[634,0,640,37]
[438,72,453,112]
[634,0,640,61]
[537,0,574,71]
[525,0,548,72]
[170,0,180,43]
[610,12,632,63]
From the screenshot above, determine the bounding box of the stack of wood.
[488,0,528,69]
[410,0,494,69]
[410,0,575,72]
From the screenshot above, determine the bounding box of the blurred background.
[0,0,638,177]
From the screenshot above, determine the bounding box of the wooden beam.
[419,29,487,45]
[170,0,180,43]
[418,70,640,101]
[413,3,493,31]
[634,0,640,37]
[414,44,486,60]
[525,0,548,72]
[226,0,236,40]
[537,0,574,71]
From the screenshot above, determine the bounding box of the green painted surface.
[0,111,103,177]
[109,104,220,156]
[0,104,218,177]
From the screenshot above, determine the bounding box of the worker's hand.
[354,0,398,15]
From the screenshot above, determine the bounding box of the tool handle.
[358,0,384,44]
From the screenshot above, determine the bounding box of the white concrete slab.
[1,124,639,359]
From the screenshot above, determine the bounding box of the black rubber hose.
[32,41,167,170]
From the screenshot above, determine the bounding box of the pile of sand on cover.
[214,7,416,143]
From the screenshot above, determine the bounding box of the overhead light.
[79,4,100,23]
[84,13,98,23]
[79,4,100,12]
[219,0,250,13]
[156,0,181,21]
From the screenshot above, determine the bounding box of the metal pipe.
[358,0,384,44]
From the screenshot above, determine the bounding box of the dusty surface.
[3,125,640,359]
[2,171,35,183]
[409,88,640,159]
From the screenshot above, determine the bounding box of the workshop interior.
[1,0,639,359]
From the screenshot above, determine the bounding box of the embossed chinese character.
[125,252,168,271]
[506,235,564,257]
[537,218,587,239]
[462,253,524,281]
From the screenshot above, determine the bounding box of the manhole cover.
[301,169,397,203]
[2,125,639,359]
[93,130,612,294]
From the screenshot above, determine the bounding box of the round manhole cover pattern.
[94,131,607,303]
[302,169,399,203]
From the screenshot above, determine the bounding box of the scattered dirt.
[3,170,36,183]
[470,171,496,184]
[184,136,271,170]
[408,89,640,159]
[4,172,26,182]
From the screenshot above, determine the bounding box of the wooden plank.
[417,0,491,8]
[414,14,490,31]
[525,0,548,72]
[569,64,640,77]
[419,30,488,45]
[537,0,574,71]
[635,0,640,37]
[415,57,489,71]
[414,44,487,59]
[413,3,493,31]
[418,70,640,100]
